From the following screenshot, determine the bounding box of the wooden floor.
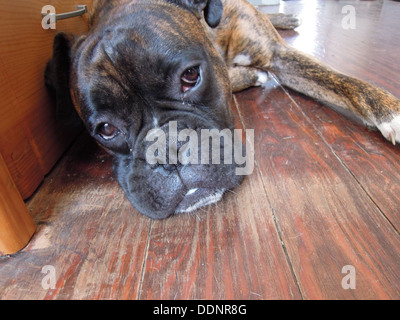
[1,0,400,300]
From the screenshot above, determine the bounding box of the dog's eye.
[97,123,120,140]
[181,66,200,92]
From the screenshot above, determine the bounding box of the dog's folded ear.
[45,32,83,129]
[203,0,223,27]
[168,0,223,28]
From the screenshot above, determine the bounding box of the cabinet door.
[0,0,92,199]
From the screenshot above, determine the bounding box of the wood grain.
[0,0,92,199]
[266,0,400,232]
[0,133,151,299]
[0,153,36,255]
[235,81,400,299]
[286,91,400,231]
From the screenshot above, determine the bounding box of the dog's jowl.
[46,0,400,219]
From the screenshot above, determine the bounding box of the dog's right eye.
[181,66,201,92]
[97,123,120,141]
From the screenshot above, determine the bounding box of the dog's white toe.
[256,71,269,86]
[376,115,400,145]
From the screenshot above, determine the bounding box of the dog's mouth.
[175,188,226,214]
[111,116,252,219]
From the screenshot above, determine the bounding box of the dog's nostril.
[162,163,176,171]
[148,162,180,172]
[148,163,159,170]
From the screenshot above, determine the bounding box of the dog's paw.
[255,71,270,86]
[267,13,302,30]
[376,115,400,145]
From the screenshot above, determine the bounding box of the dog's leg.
[265,13,301,30]
[270,45,400,144]
[229,66,269,92]
[213,0,400,144]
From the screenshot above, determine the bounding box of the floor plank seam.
[277,80,400,237]
[137,220,153,299]
[232,94,304,299]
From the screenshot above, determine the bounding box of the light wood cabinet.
[0,0,92,254]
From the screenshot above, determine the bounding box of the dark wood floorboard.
[138,169,300,299]
[1,0,400,300]
[235,83,400,299]
[0,135,151,299]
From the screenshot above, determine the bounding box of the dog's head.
[46,0,248,219]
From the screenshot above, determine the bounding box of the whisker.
[192,210,203,221]
[225,188,239,195]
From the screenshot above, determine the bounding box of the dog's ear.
[203,0,223,27]
[45,32,83,129]
[169,0,223,28]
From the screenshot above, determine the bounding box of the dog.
[45,0,400,219]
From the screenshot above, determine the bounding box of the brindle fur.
[204,1,400,127]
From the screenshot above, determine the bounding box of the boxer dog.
[45,0,400,219]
